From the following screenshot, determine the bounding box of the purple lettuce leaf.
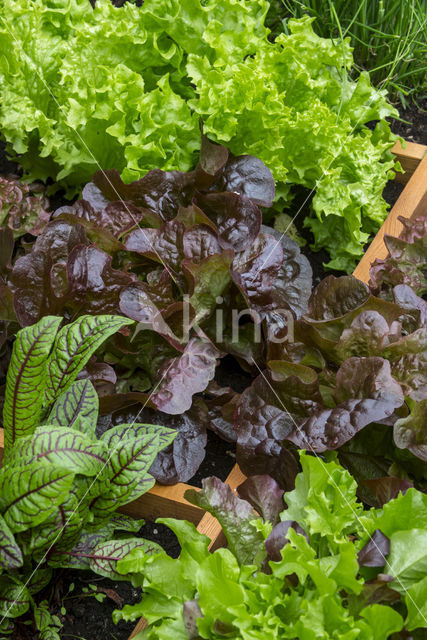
[237,475,284,525]
[9,219,87,326]
[231,233,283,316]
[308,275,370,320]
[150,338,220,414]
[9,218,136,325]
[392,284,427,327]
[197,134,229,180]
[362,477,413,508]
[77,358,117,397]
[55,209,125,254]
[301,278,408,364]
[182,224,222,262]
[336,421,422,507]
[235,356,405,478]
[0,283,15,325]
[57,193,153,238]
[204,382,239,443]
[357,529,390,568]
[287,358,404,451]
[336,310,401,359]
[382,328,427,401]
[264,520,307,564]
[194,191,261,252]
[261,227,312,320]
[0,175,51,238]
[399,214,427,242]
[185,476,266,566]
[124,219,186,275]
[370,215,427,297]
[67,245,135,315]
[92,138,274,223]
[214,155,275,208]
[175,203,218,230]
[119,275,185,351]
[183,251,234,320]
[92,168,195,222]
[0,227,13,278]
[234,372,302,487]
[147,399,209,484]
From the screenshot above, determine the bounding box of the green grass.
[267,0,427,105]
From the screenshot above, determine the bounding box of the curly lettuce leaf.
[0,0,397,269]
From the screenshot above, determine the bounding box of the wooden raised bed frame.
[0,140,425,639]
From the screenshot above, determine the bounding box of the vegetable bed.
[0,138,425,639]
[0,1,426,637]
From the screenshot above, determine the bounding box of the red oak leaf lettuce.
[235,274,427,489]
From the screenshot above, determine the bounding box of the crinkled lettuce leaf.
[0,0,397,269]
[114,453,427,637]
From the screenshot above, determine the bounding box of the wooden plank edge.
[391,140,426,184]
[353,151,427,282]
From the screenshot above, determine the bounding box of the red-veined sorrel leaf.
[0,461,74,533]
[47,379,99,436]
[19,484,90,561]
[0,576,30,619]
[50,536,162,579]
[6,426,108,477]
[45,314,134,404]
[118,401,209,485]
[88,538,163,580]
[90,433,163,520]
[0,515,22,570]
[25,568,53,598]
[3,316,62,453]
[101,423,176,450]
[48,530,110,571]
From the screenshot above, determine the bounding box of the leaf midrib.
[10,320,58,444]
[4,474,69,515]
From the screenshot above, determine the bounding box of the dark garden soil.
[1,90,426,640]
